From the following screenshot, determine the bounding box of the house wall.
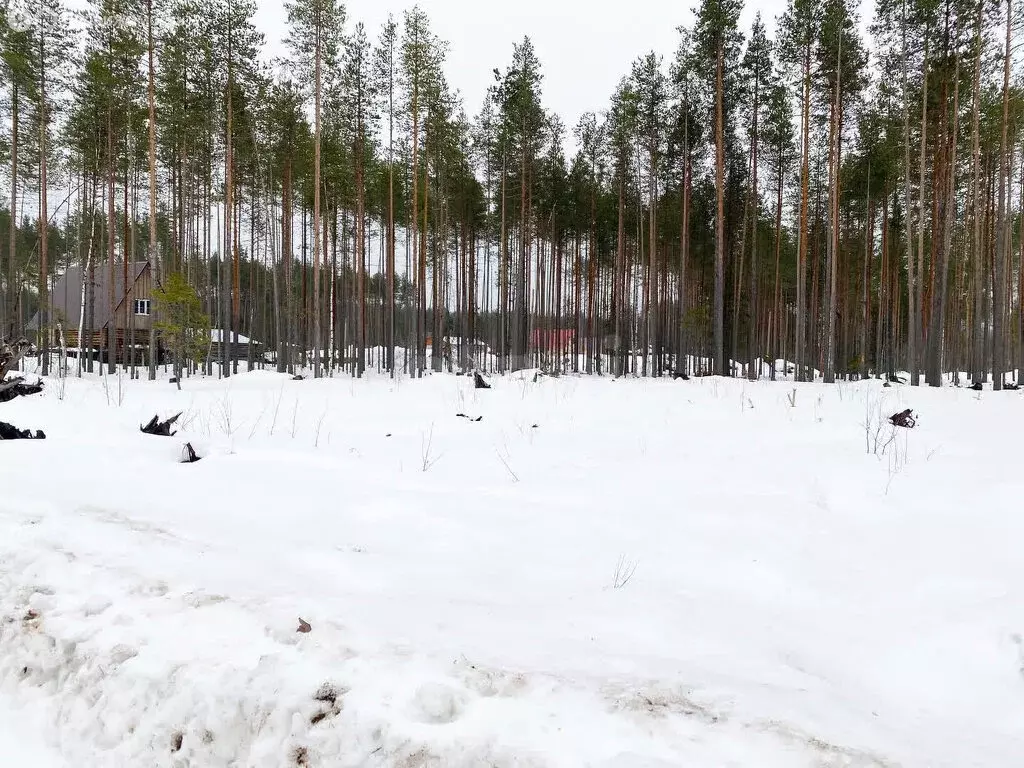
[120,266,153,332]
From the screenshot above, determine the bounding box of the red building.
[529,329,576,351]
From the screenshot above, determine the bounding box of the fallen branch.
[180,442,201,463]
[141,412,183,437]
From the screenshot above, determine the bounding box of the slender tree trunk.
[994,0,1011,390]
[222,28,234,378]
[861,173,872,379]
[147,0,159,379]
[971,0,984,384]
[614,165,625,376]
[824,30,842,384]
[79,165,98,375]
[386,58,395,377]
[312,10,323,378]
[913,33,929,385]
[796,30,811,381]
[902,0,916,384]
[877,188,889,375]
[747,62,761,381]
[3,82,16,339]
[107,107,116,374]
[649,145,658,376]
[927,43,960,386]
[38,35,49,376]
[411,64,421,376]
[713,38,726,375]
[772,153,784,380]
[499,155,507,372]
[280,160,293,373]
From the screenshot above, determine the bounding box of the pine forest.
[3,0,1024,388]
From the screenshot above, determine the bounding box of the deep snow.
[0,365,1022,767]
[0,698,65,765]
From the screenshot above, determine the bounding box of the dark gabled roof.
[27,261,149,332]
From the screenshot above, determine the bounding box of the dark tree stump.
[0,421,45,440]
[181,442,201,463]
[970,382,984,391]
[473,371,491,389]
[141,412,182,437]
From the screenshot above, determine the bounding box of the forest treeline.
[1,0,1023,386]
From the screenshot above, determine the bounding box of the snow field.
[0,696,65,765]
[0,368,1022,766]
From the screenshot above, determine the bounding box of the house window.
[134,299,151,316]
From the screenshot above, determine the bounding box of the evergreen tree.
[1,0,37,337]
[694,0,743,375]
[29,0,74,374]
[286,0,341,379]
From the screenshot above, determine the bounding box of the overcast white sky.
[252,0,875,141]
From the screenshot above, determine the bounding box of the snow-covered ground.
[0,698,65,765]
[1,367,1022,767]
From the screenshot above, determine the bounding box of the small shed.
[208,329,263,362]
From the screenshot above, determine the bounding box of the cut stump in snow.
[0,421,46,440]
[180,443,201,463]
[889,409,917,429]
[473,372,491,390]
[141,413,182,437]
[297,618,312,633]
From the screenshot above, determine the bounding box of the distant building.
[208,329,263,362]
[530,328,576,351]
[27,261,161,363]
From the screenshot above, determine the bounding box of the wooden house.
[27,261,163,363]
